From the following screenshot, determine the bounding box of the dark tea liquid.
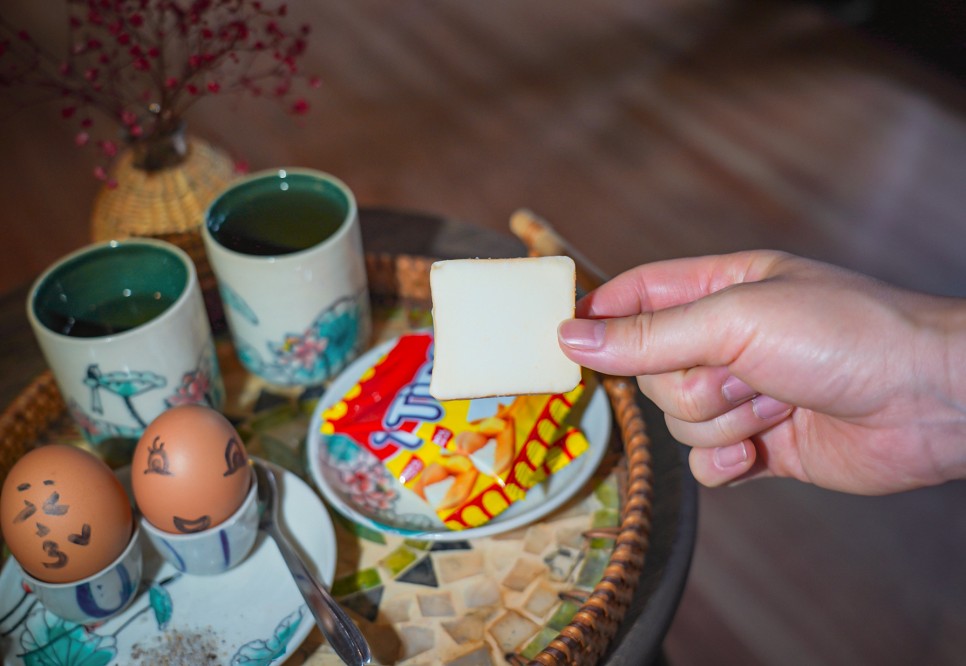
[51,292,176,337]
[211,189,345,256]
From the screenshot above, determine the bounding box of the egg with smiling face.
[132,405,251,535]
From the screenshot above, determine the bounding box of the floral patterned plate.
[306,335,612,541]
[0,468,335,666]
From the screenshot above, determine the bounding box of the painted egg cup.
[20,520,143,625]
[138,468,258,576]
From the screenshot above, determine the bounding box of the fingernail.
[752,395,792,420]
[558,319,605,350]
[713,442,748,470]
[722,375,757,404]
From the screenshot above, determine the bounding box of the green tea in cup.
[206,173,350,256]
[32,242,185,337]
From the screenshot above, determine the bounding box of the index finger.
[577,250,789,318]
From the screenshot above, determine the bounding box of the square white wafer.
[429,256,581,400]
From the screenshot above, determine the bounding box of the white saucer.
[306,334,612,541]
[0,468,335,666]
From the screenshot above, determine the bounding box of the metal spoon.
[254,460,372,666]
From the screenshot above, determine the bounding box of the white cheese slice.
[429,256,581,400]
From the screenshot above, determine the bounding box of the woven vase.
[89,123,238,330]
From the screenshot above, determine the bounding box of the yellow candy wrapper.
[319,333,593,530]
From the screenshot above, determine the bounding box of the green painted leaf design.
[229,607,305,665]
[19,608,117,666]
[220,283,260,325]
[149,584,173,629]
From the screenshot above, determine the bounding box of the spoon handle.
[269,523,372,665]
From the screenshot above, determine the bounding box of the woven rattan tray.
[0,251,653,666]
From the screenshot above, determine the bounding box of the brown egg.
[0,445,133,584]
[131,405,250,534]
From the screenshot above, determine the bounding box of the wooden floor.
[2,1,966,664]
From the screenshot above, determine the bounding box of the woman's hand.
[558,250,966,494]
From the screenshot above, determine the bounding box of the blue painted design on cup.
[140,470,258,576]
[234,292,368,387]
[158,539,188,572]
[220,530,231,567]
[21,522,143,625]
[75,558,135,618]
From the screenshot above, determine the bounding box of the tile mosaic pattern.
[283,472,621,665]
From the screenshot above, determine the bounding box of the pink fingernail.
[558,319,605,350]
[752,395,791,420]
[722,375,757,404]
[713,442,748,469]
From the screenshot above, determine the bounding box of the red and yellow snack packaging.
[318,332,593,530]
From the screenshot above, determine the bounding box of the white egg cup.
[20,521,143,625]
[139,469,258,576]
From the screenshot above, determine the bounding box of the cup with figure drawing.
[27,238,224,466]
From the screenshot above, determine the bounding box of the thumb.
[558,302,746,376]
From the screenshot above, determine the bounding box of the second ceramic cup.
[203,168,371,387]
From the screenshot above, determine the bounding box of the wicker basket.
[89,134,237,242]
[0,251,653,665]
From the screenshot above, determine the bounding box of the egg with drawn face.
[131,405,250,534]
[0,445,133,584]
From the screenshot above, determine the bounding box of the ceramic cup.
[27,239,224,465]
[202,168,371,387]
[21,521,143,625]
[139,468,258,575]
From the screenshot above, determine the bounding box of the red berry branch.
[0,0,319,182]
